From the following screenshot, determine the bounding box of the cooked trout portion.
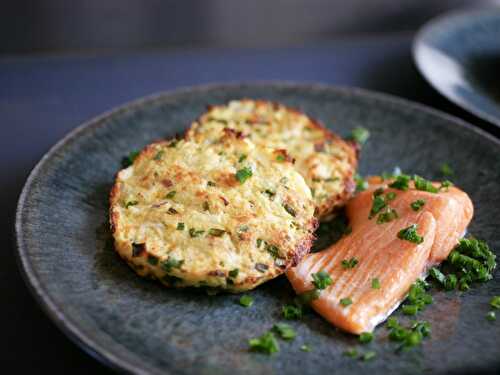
[286,182,473,334]
[186,99,358,219]
[110,136,317,292]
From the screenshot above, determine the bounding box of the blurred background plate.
[413,7,500,127]
[15,83,500,375]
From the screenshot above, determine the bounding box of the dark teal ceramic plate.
[414,7,500,128]
[15,83,500,375]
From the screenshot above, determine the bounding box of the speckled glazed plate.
[15,83,500,375]
[414,7,500,128]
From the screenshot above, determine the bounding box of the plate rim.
[412,6,500,128]
[14,81,500,374]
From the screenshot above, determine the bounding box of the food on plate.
[186,99,358,219]
[286,178,473,334]
[110,135,317,292]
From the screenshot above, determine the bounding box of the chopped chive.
[238,154,247,163]
[312,270,333,290]
[386,191,397,201]
[402,305,419,316]
[389,174,411,191]
[440,163,454,176]
[272,323,296,340]
[248,332,279,354]
[349,127,370,145]
[296,289,321,305]
[165,191,176,199]
[410,199,425,211]
[276,154,286,162]
[161,256,184,272]
[189,228,205,237]
[153,150,164,160]
[340,297,352,307]
[371,278,381,289]
[344,348,358,358]
[176,222,185,230]
[490,296,500,309]
[235,167,253,184]
[376,207,398,224]
[440,180,453,191]
[239,295,254,307]
[397,224,424,244]
[266,244,280,258]
[228,268,239,279]
[341,257,359,269]
[300,344,311,352]
[487,311,496,321]
[413,175,439,193]
[208,228,225,237]
[362,351,376,361]
[125,200,139,208]
[256,238,263,248]
[282,304,302,320]
[359,332,374,344]
[354,174,368,192]
[147,255,158,266]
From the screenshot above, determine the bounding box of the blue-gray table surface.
[2,33,498,373]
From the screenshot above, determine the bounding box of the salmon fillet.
[286,182,473,334]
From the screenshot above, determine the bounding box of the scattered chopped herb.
[296,289,321,305]
[362,351,376,361]
[264,189,276,199]
[239,295,254,307]
[413,175,439,193]
[349,127,370,145]
[122,150,140,167]
[276,154,286,162]
[282,304,302,320]
[256,238,263,248]
[387,319,431,350]
[440,180,453,191]
[161,256,184,272]
[176,222,185,230]
[341,257,359,269]
[397,224,424,244]
[344,348,358,358]
[444,274,457,290]
[490,296,500,309]
[381,166,403,180]
[354,174,368,192]
[125,200,139,208]
[283,203,296,217]
[376,207,399,224]
[410,199,425,211]
[440,163,454,176]
[238,154,247,163]
[167,207,178,215]
[312,271,333,290]
[168,140,178,148]
[371,278,381,289]
[369,193,387,219]
[273,323,296,340]
[153,150,164,160]
[208,228,225,237]
[359,332,374,344]
[429,267,446,285]
[389,174,411,191]
[228,268,239,279]
[235,167,253,184]
[165,191,176,199]
[248,332,279,354]
[386,191,397,201]
[401,280,433,315]
[266,244,280,258]
[447,238,496,285]
[300,344,311,352]
[340,297,352,307]
[189,228,205,237]
[207,180,216,187]
[147,255,158,266]
[487,311,496,321]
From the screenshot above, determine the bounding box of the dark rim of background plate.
[412,7,500,128]
[14,82,500,375]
